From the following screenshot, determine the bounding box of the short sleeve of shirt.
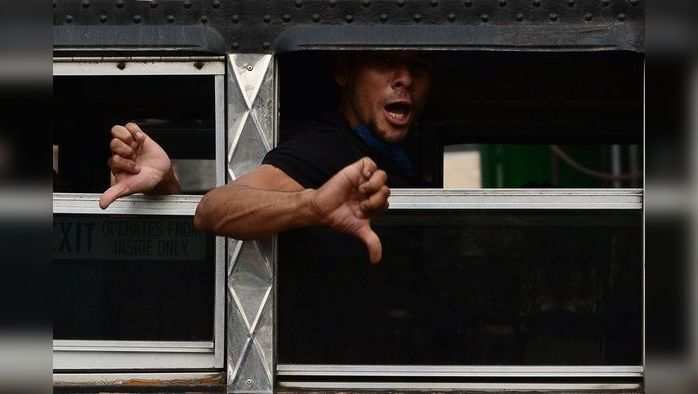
[262,128,360,189]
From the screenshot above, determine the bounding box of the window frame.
[275,189,645,380]
[52,57,226,370]
[271,53,646,385]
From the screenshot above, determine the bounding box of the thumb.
[356,225,382,264]
[99,182,130,209]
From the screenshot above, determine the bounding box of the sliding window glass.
[52,59,225,370]
[276,51,643,380]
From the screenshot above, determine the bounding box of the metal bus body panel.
[53,0,644,54]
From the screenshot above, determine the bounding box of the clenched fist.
[99,123,180,209]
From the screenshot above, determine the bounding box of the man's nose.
[391,65,413,89]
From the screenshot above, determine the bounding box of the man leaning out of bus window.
[100,52,433,264]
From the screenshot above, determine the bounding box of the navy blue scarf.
[352,124,414,177]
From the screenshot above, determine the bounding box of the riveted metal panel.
[53,0,644,53]
[226,53,276,394]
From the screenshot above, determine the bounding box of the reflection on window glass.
[279,210,642,365]
[53,76,217,194]
[443,144,482,188]
[172,159,217,192]
[444,144,643,188]
[53,215,215,341]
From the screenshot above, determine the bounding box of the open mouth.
[383,101,412,126]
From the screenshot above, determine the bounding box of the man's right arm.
[195,157,390,263]
[193,164,321,240]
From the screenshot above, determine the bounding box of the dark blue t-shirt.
[262,113,429,362]
[262,113,424,189]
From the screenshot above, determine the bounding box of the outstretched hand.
[99,123,179,209]
[311,157,390,264]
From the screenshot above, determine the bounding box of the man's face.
[337,52,432,143]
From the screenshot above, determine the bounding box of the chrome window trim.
[53,193,201,215]
[213,225,226,368]
[52,58,226,370]
[212,72,227,367]
[53,57,225,76]
[389,188,642,210]
[215,74,226,186]
[642,59,647,373]
[276,364,643,378]
[53,352,222,370]
[54,340,213,353]
[279,381,642,391]
[53,189,642,216]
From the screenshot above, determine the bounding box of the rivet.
[397,0,405,7]
[231,14,239,23]
[200,15,208,23]
[262,42,270,49]
[232,42,239,49]
[362,0,371,7]
[567,0,575,7]
[480,13,489,22]
[115,0,124,8]
[81,0,90,8]
[167,14,175,23]
[295,0,304,7]
[212,0,221,8]
[464,0,472,7]
[329,0,336,7]
[617,12,626,21]
[245,64,253,72]
[533,0,541,7]
[194,61,204,70]
[549,13,558,21]
[245,378,254,387]
[282,14,291,22]
[312,13,321,22]
[380,13,388,22]
[150,0,159,8]
[65,14,73,23]
[431,0,439,6]
[263,14,271,23]
[498,0,506,7]
[584,12,592,21]
[100,14,108,23]
[447,13,456,22]
[133,15,142,23]
[183,0,192,9]
[601,0,610,6]
[516,12,524,21]
[345,14,354,23]
[413,13,422,22]
[117,62,126,70]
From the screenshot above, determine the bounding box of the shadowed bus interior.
[279,50,643,189]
